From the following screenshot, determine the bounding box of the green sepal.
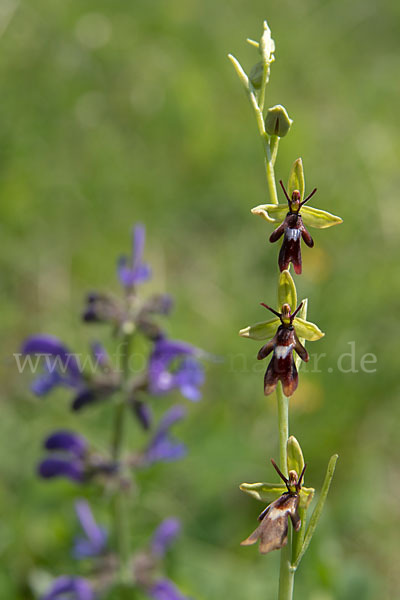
[301,205,343,229]
[287,436,304,476]
[251,203,287,223]
[294,298,308,370]
[278,270,297,311]
[240,482,286,503]
[293,316,324,341]
[287,158,305,200]
[240,481,314,509]
[239,317,280,340]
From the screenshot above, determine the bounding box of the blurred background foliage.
[0,0,399,598]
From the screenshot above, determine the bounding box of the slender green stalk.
[228,54,278,205]
[276,384,289,477]
[279,540,295,600]
[111,332,133,582]
[276,383,294,600]
[248,90,278,205]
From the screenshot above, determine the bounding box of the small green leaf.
[264,105,293,137]
[287,436,304,476]
[292,454,338,569]
[239,317,280,340]
[240,482,286,503]
[251,203,287,223]
[293,316,324,341]
[301,205,343,229]
[295,298,308,370]
[287,158,305,200]
[278,270,297,311]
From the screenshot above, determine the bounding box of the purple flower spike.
[41,576,95,600]
[151,518,181,558]
[148,338,205,401]
[143,405,187,466]
[150,579,190,600]
[118,224,152,289]
[38,430,88,483]
[73,499,107,559]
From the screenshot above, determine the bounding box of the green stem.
[111,332,133,582]
[248,90,278,205]
[227,54,278,205]
[276,383,294,600]
[279,538,295,600]
[276,383,289,477]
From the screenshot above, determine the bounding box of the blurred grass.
[0,0,399,598]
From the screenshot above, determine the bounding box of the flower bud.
[264,105,293,137]
[249,61,263,89]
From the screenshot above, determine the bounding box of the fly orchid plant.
[21,225,206,600]
[229,21,342,599]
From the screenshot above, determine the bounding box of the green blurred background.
[1,0,400,598]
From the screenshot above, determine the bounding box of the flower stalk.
[231,20,342,600]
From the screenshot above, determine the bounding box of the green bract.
[278,270,297,311]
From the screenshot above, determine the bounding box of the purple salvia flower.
[149,579,190,600]
[21,335,82,395]
[21,335,109,411]
[45,431,88,456]
[151,518,181,558]
[38,430,88,483]
[73,499,107,559]
[148,337,205,401]
[142,405,187,465]
[41,576,95,600]
[118,224,152,288]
